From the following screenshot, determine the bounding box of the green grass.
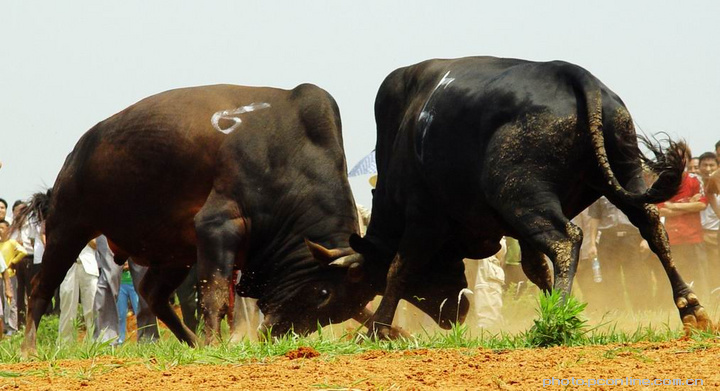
[0,290,715,370]
[527,290,588,347]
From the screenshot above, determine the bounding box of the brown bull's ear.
[304,238,354,263]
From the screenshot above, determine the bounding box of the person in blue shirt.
[117,261,139,344]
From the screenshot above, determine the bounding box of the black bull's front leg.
[370,254,408,339]
[368,215,464,338]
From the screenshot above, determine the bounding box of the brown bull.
[22,84,378,352]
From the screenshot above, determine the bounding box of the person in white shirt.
[698,152,720,292]
[9,201,36,325]
[463,238,507,331]
[58,239,99,343]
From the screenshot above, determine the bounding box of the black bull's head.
[338,234,471,330]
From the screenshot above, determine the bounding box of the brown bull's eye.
[320,289,329,298]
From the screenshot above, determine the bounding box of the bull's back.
[380,57,628,229]
[212,84,357,254]
[51,85,296,260]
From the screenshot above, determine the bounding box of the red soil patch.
[2,340,720,390]
[284,346,320,360]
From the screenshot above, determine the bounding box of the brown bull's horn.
[304,238,354,263]
[329,253,363,267]
[347,261,364,283]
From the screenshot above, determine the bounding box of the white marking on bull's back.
[437,71,455,90]
[211,102,271,134]
[418,71,455,128]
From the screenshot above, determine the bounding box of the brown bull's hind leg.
[22,223,95,356]
[139,265,198,346]
[622,203,711,332]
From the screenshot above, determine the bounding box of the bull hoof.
[20,342,36,359]
[677,293,713,335]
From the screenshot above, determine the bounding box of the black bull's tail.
[571,67,685,205]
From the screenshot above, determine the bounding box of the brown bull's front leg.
[195,194,246,346]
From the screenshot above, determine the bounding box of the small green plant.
[527,290,588,347]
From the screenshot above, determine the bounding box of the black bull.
[344,56,712,338]
[22,84,381,351]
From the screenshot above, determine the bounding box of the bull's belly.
[97,208,201,267]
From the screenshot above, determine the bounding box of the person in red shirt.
[658,143,709,299]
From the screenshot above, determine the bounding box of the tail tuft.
[637,134,685,204]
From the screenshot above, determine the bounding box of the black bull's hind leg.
[524,218,582,297]
[494,196,582,299]
[518,241,553,292]
[620,202,711,331]
[140,265,198,346]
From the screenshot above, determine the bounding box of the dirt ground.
[1,339,719,390]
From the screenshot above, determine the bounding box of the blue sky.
[2,1,718,212]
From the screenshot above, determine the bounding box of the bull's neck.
[241,201,356,289]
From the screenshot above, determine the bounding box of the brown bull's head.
[255,239,378,337]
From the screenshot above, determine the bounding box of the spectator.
[688,157,701,175]
[0,219,27,335]
[175,265,199,333]
[0,252,10,338]
[9,201,34,327]
[58,239,99,344]
[0,199,7,222]
[698,152,719,292]
[571,208,605,309]
[92,235,123,343]
[93,236,159,344]
[230,271,264,342]
[116,261,139,344]
[658,144,709,300]
[502,237,527,297]
[587,197,657,312]
[463,238,507,330]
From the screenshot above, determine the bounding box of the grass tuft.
[526,290,588,347]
